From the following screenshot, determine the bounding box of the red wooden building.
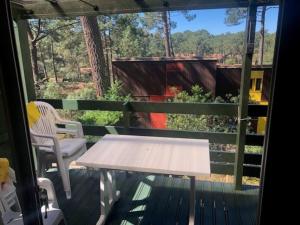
[112,57,272,128]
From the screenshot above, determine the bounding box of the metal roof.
[11,0,279,19]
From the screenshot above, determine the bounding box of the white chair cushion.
[39,138,86,157]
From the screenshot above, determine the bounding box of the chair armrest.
[56,120,81,126]
[30,131,61,154]
[30,131,58,144]
[55,119,84,137]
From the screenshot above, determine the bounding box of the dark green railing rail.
[40,99,267,177]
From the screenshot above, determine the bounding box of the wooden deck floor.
[46,169,259,225]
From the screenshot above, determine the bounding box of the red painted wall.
[149,96,167,128]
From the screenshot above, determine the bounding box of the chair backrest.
[28,101,59,145]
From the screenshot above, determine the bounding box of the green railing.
[40,99,266,178]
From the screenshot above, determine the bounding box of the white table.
[76,134,210,225]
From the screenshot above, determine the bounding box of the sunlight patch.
[130,204,146,212]
[132,181,152,201]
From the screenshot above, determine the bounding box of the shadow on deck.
[46,169,259,225]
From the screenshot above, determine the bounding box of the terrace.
[0,0,289,225]
[36,98,265,225]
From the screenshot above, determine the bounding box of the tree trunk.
[161,11,172,57]
[80,16,109,96]
[40,50,48,79]
[168,11,175,57]
[75,58,81,79]
[108,30,114,85]
[29,41,39,83]
[51,39,58,83]
[101,16,113,86]
[26,21,39,83]
[258,6,266,65]
[103,31,111,85]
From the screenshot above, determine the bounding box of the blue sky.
[170,7,279,35]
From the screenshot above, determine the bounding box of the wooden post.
[14,19,36,102]
[234,4,257,190]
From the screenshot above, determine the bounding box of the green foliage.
[172,30,213,56]
[146,33,165,56]
[167,86,239,152]
[78,111,122,126]
[167,86,260,151]
[72,80,131,126]
[103,14,149,58]
[245,145,263,154]
[67,87,97,100]
[167,85,237,133]
[41,81,65,99]
[224,8,247,26]
[101,80,131,101]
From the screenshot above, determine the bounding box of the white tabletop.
[76,134,211,177]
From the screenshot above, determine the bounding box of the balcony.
[38,98,265,225]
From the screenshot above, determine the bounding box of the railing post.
[123,101,131,132]
[234,3,257,190]
[14,19,36,102]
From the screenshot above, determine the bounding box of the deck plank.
[149,175,174,225]
[211,182,227,225]
[162,177,185,225]
[139,175,165,225]
[178,178,190,225]
[222,183,242,225]
[45,169,259,225]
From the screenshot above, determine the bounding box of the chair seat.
[40,138,86,157]
[9,208,64,225]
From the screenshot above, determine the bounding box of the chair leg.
[58,165,71,199]
[37,151,47,177]
[82,144,87,153]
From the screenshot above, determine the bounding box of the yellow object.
[0,158,9,183]
[257,117,267,135]
[26,101,41,128]
[249,70,264,102]
[249,70,269,134]
[256,101,268,134]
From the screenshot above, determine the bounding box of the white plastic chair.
[28,101,87,199]
[37,178,66,225]
[0,179,22,225]
[0,176,66,225]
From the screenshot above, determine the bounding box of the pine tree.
[80,16,109,96]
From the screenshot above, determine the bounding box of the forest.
[25,9,274,148]
[26,8,276,95]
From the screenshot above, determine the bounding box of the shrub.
[75,80,132,126]
[166,85,238,151]
[78,111,122,125]
[67,87,97,100]
[42,82,64,99]
[101,80,131,102]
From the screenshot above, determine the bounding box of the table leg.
[97,169,120,225]
[188,176,196,225]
